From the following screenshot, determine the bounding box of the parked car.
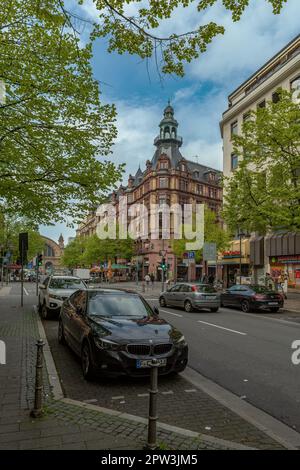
[220,284,284,313]
[38,275,87,319]
[159,283,220,312]
[58,288,188,379]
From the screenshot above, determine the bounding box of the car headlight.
[94,337,122,351]
[174,335,186,345]
[49,294,63,301]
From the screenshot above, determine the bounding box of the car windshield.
[194,285,217,293]
[250,285,272,294]
[88,293,152,318]
[49,278,86,289]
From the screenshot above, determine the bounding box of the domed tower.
[154,101,182,148]
[152,101,184,169]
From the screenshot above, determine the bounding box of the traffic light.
[37,253,43,266]
[161,257,167,271]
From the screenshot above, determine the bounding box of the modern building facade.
[220,34,300,288]
[77,103,223,281]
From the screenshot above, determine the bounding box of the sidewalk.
[0,291,295,450]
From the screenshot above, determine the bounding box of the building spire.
[153,102,182,148]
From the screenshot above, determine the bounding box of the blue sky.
[41,0,300,243]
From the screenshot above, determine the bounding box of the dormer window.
[160,161,169,170]
[193,171,199,179]
[181,163,186,172]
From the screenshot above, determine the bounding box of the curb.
[182,367,300,450]
[61,398,255,450]
[34,306,256,450]
[35,306,64,400]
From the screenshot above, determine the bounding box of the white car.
[38,275,87,319]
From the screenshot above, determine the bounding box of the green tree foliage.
[61,237,87,268]
[62,230,134,267]
[0,0,123,224]
[0,213,44,261]
[223,91,300,234]
[172,207,230,260]
[88,0,288,76]
[82,231,134,265]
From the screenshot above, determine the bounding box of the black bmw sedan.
[220,284,284,313]
[58,288,188,380]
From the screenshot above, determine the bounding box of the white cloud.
[108,89,225,189]
[189,0,300,84]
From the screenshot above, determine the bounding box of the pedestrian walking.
[145,274,151,289]
[150,272,155,289]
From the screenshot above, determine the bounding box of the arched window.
[45,244,55,257]
[171,127,176,138]
[164,126,170,138]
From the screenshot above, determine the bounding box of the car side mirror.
[153,307,159,316]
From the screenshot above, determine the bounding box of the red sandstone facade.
[77,104,222,281]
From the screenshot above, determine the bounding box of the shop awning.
[111,264,130,269]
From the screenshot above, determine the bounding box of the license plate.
[136,358,167,369]
[203,296,217,300]
[268,302,278,305]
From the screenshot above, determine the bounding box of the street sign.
[203,242,217,261]
[187,251,195,259]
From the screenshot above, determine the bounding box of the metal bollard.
[146,358,159,450]
[30,339,45,418]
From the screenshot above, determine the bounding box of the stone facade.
[77,104,222,281]
[220,34,300,288]
[41,235,64,274]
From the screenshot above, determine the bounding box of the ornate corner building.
[77,103,222,281]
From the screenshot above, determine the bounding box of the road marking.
[23,287,29,296]
[184,389,197,393]
[83,399,98,404]
[111,395,124,400]
[160,309,183,318]
[161,391,174,395]
[137,393,149,397]
[220,307,300,327]
[197,320,247,336]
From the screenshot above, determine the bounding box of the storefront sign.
[222,250,241,259]
[272,255,300,264]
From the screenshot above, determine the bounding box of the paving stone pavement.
[0,287,287,449]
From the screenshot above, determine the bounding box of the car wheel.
[81,342,95,381]
[241,300,251,313]
[159,296,167,307]
[41,303,49,320]
[184,300,193,313]
[270,307,280,313]
[58,319,66,345]
[210,307,219,313]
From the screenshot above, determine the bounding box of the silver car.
[159,283,220,313]
[38,275,87,319]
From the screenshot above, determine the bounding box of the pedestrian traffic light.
[37,254,43,266]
